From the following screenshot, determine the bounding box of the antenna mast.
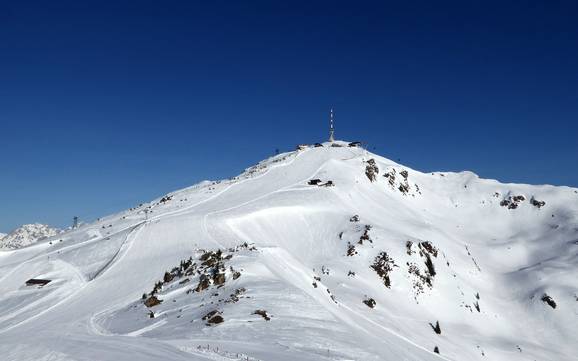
[329,107,335,142]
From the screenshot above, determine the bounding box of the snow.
[0,223,60,250]
[0,141,577,361]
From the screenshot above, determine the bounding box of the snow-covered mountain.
[0,223,60,250]
[0,140,576,361]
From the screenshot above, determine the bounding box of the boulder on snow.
[203,310,224,325]
[541,294,557,309]
[195,275,211,292]
[144,295,163,308]
[363,297,376,308]
[530,197,546,208]
[213,273,226,286]
[253,309,271,321]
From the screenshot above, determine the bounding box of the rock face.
[0,223,60,250]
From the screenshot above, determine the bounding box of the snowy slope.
[0,141,577,361]
[0,223,60,250]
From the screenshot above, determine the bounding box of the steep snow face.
[0,141,577,361]
[0,223,60,250]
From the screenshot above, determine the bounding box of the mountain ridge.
[0,223,61,250]
[0,141,576,361]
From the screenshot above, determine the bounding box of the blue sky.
[1,1,577,232]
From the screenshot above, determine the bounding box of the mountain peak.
[0,144,576,360]
[0,223,60,250]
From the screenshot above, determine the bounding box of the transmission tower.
[329,107,335,142]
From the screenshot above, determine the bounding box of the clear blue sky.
[1,1,577,232]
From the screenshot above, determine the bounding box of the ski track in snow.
[260,247,450,361]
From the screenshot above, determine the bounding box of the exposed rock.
[213,273,226,286]
[530,197,546,208]
[195,275,211,292]
[253,309,271,321]
[424,254,436,277]
[358,225,372,245]
[371,252,396,288]
[347,243,357,256]
[144,295,163,308]
[541,294,557,309]
[500,195,526,209]
[365,159,379,182]
[429,320,441,334]
[398,183,410,194]
[383,168,396,187]
[406,241,414,256]
[225,288,246,304]
[363,297,376,308]
[418,241,438,258]
[163,271,174,283]
[204,311,224,325]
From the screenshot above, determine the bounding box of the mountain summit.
[0,141,576,361]
[0,223,60,250]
